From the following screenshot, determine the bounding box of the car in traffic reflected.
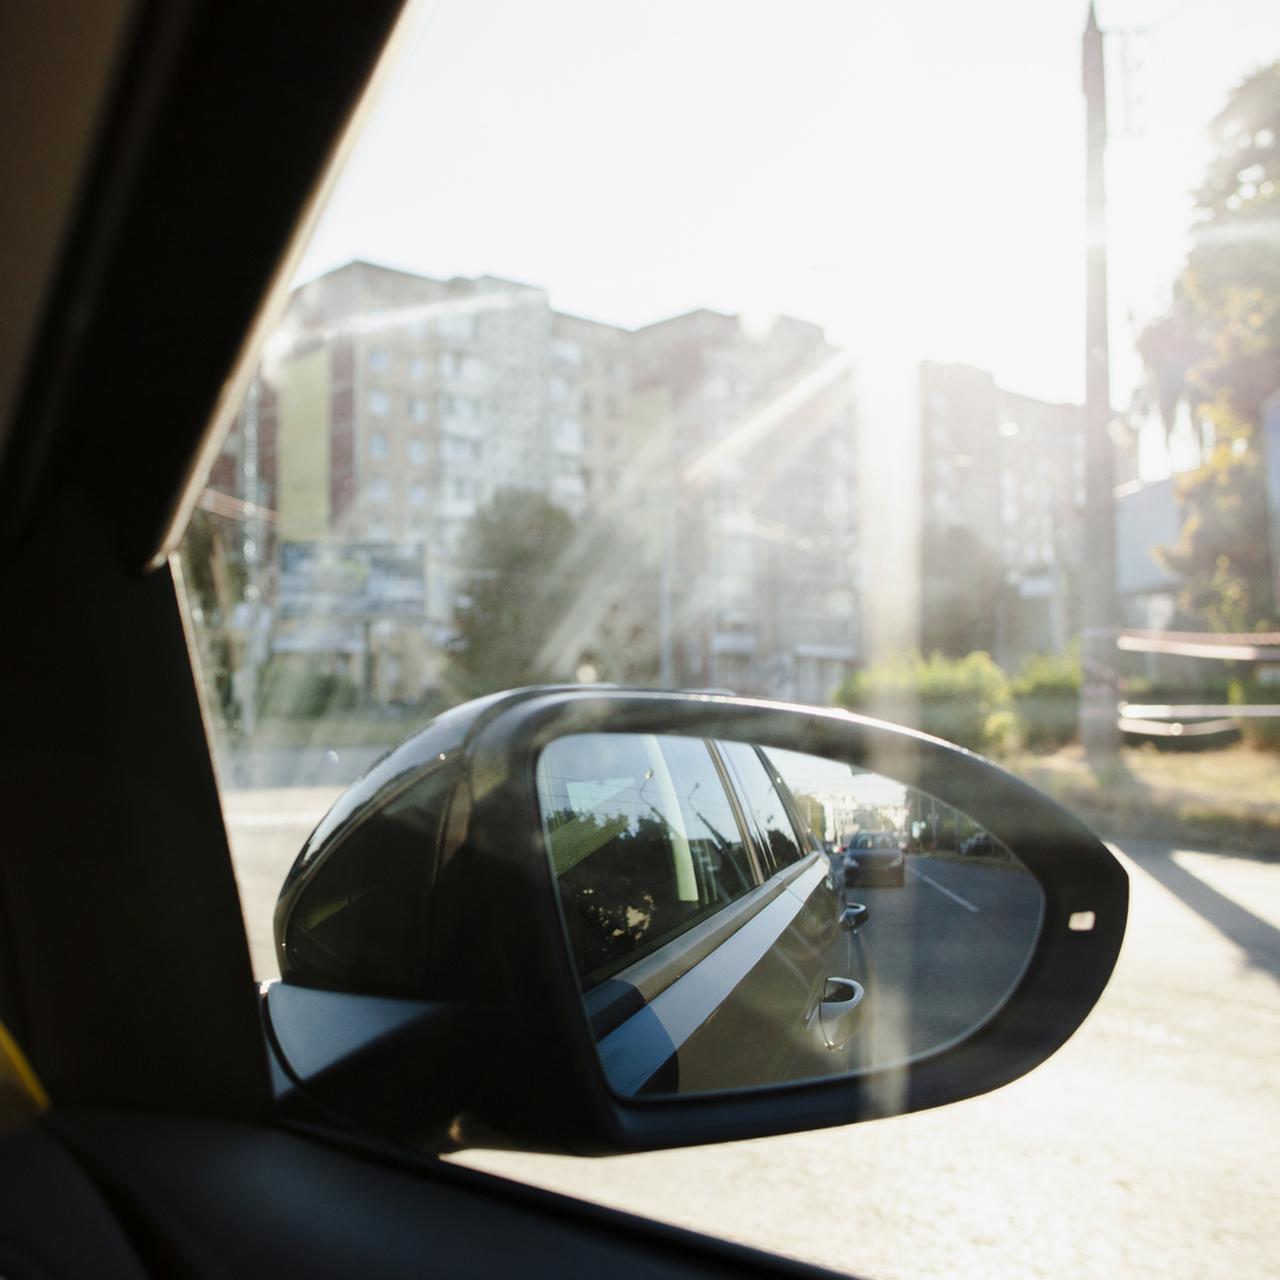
[842,830,906,887]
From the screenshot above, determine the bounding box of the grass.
[999,742,1280,857]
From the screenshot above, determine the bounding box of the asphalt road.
[845,853,1044,1064]
[223,797,1280,1280]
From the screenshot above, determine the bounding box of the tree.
[920,522,1003,658]
[833,650,1015,754]
[1157,397,1275,632]
[1140,63,1280,429]
[446,490,580,698]
[446,489,660,699]
[1138,62,1280,630]
[178,508,246,730]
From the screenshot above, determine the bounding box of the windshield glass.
[177,2,1280,1276]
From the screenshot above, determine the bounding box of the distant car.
[960,831,996,857]
[842,831,906,887]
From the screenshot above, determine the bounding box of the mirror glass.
[536,734,1044,1098]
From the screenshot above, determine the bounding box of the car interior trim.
[148,1,421,569]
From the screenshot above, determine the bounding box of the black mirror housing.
[269,688,1127,1156]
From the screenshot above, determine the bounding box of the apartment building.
[918,361,1085,661]
[213,263,862,705]
[632,309,860,703]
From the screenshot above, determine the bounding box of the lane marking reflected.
[908,863,979,913]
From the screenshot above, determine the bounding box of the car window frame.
[539,733,768,990]
[714,742,813,877]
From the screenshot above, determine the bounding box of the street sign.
[277,541,426,618]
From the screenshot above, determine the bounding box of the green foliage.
[1013,648,1082,696]
[1228,678,1280,751]
[920,523,1002,657]
[790,793,827,843]
[1187,63,1280,424]
[178,509,247,731]
[1139,62,1280,433]
[1138,63,1280,633]
[1156,399,1276,632]
[446,489,659,699]
[1121,672,1233,702]
[833,650,1013,753]
[1012,649,1081,748]
[258,661,360,719]
[447,490,580,698]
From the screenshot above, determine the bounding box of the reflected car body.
[843,831,906,887]
[540,732,877,1094]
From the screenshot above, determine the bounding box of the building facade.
[212,262,862,707]
[632,309,860,703]
[918,361,1085,664]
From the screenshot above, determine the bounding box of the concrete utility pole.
[1080,3,1121,757]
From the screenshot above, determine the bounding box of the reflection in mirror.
[537,735,1044,1099]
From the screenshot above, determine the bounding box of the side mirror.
[267,688,1127,1156]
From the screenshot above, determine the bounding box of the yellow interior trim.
[0,1020,49,1114]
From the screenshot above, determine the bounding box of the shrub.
[259,661,361,720]
[1228,678,1280,751]
[1012,649,1081,748]
[834,651,1013,753]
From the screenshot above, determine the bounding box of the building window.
[552,337,582,366]
[408,437,427,466]
[368,477,391,504]
[368,432,389,460]
[408,396,428,423]
[368,348,390,373]
[409,483,427,507]
[442,433,479,462]
[554,418,584,454]
[368,389,390,417]
[409,356,427,380]
[443,395,475,423]
[439,313,474,342]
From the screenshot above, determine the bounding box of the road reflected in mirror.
[536,734,1043,1097]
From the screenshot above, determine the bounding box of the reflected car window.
[717,742,807,873]
[538,733,756,984]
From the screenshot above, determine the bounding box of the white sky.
[296,0,1279,410]
[768,748,907,811]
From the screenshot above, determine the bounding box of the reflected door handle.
[841,902,869,931]
[820,976,868,1050]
